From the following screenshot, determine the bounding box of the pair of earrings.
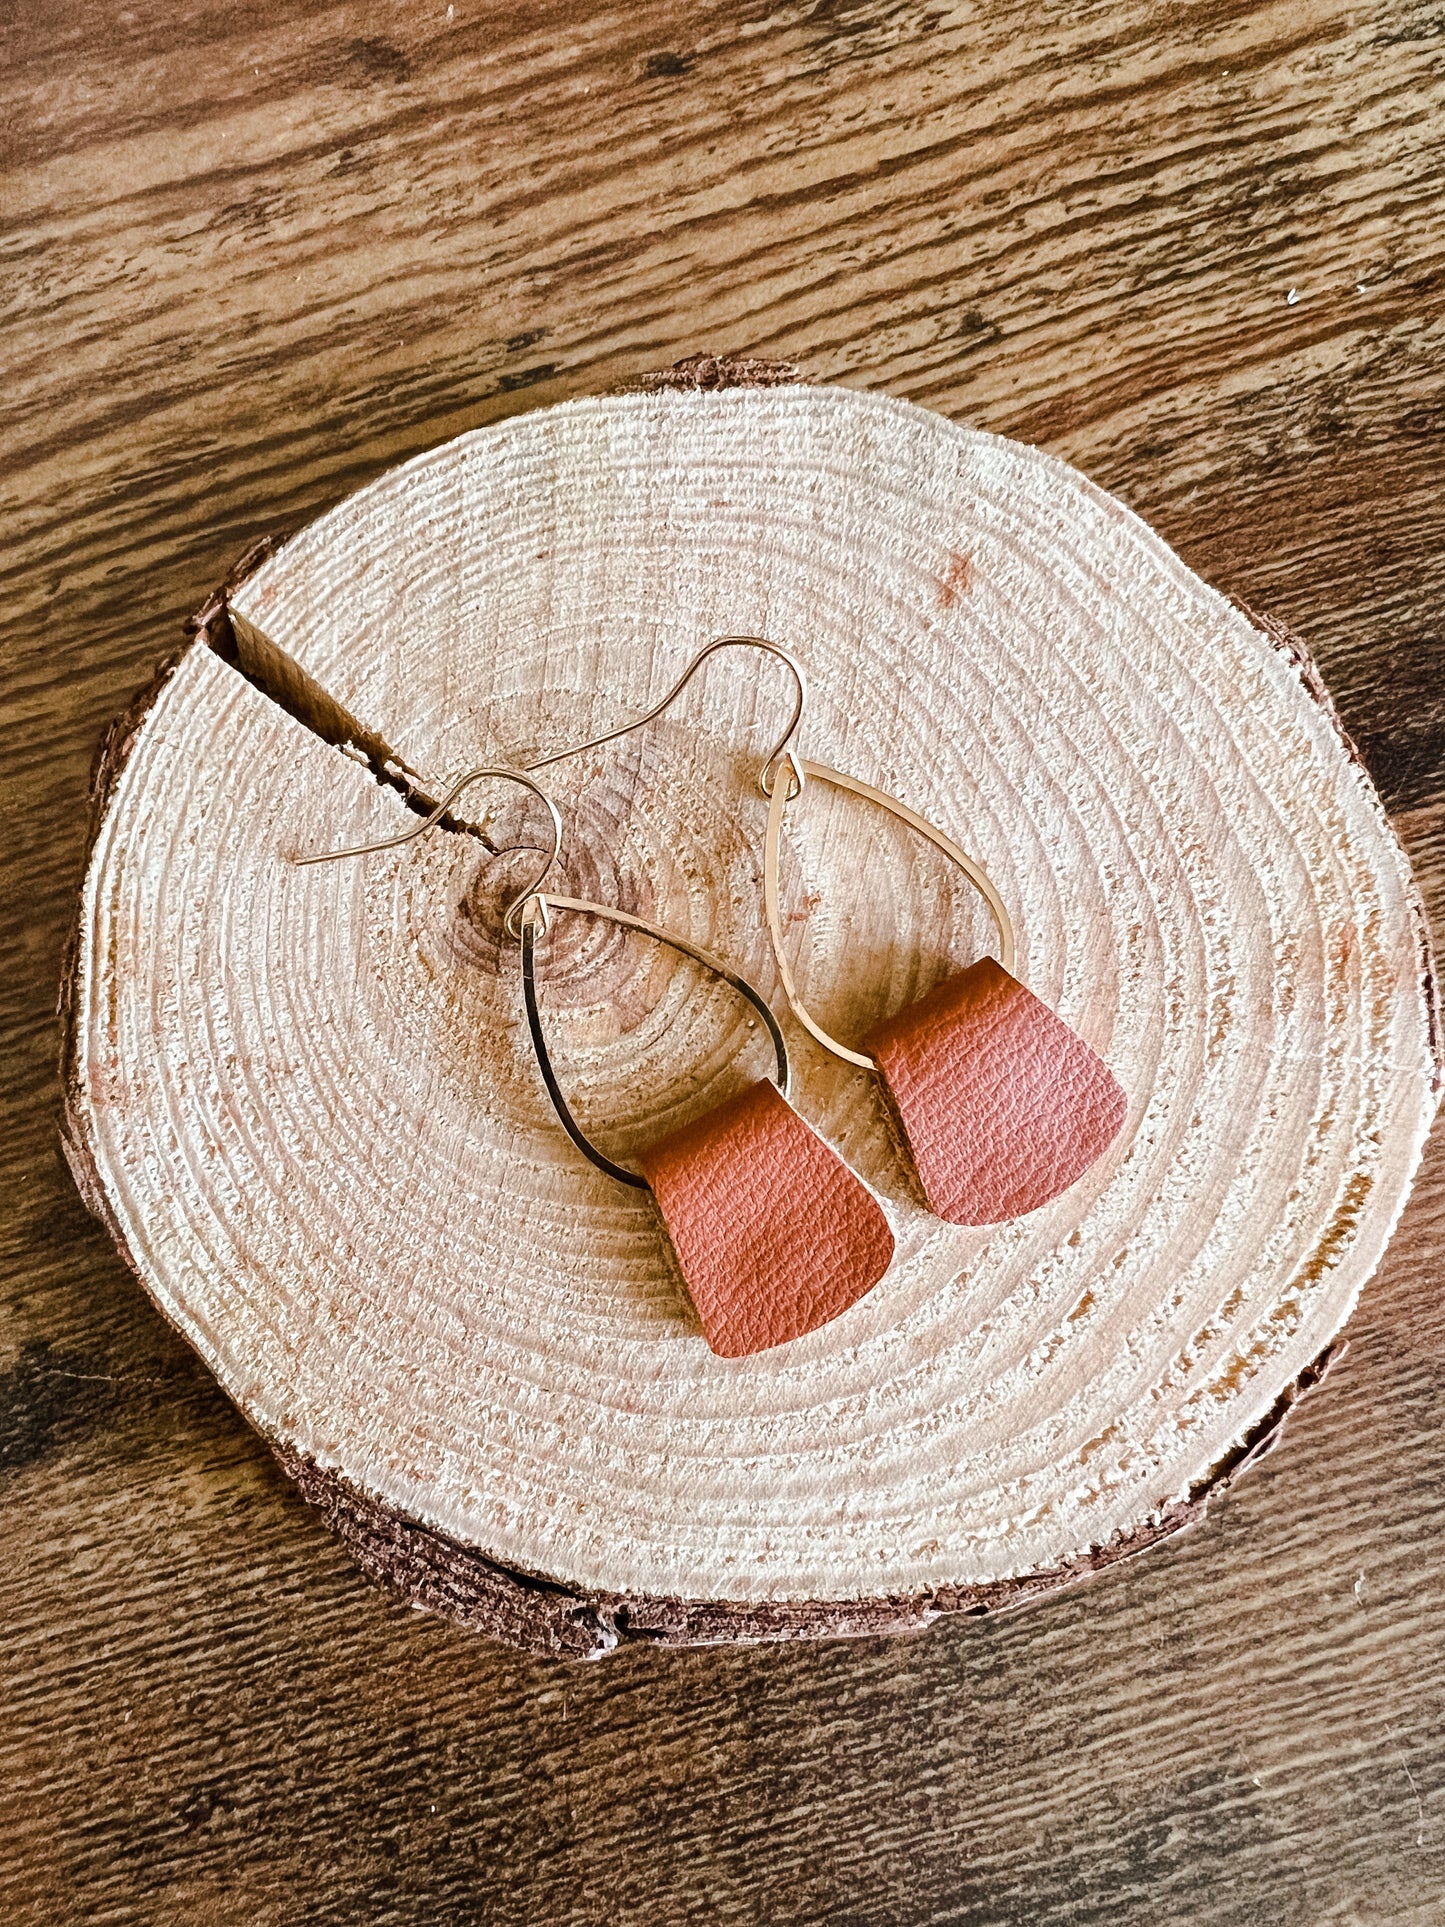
[301,639,1126,1358]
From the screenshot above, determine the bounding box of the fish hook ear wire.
[523,635,810,804]
[293,762,563,934]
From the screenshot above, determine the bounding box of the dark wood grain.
[3,0,1443,1919]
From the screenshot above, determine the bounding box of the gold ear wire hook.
[294,764,563,936]
[524,636,808,799]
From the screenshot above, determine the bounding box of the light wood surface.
[5,0,1445,1917]
[65,381,1436,1637]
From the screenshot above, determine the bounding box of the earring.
[298,759,893,1358]
[762,756,1127,1227]
[515,889,892,1357]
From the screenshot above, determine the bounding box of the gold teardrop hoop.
[519,893,791,1187]
[763,761,1016,1071]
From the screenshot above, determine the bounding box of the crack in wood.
[192,537,499,850]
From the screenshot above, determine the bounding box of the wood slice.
[63,376,1439,1657]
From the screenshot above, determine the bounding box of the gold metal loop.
[519,891,791,1187]
[759,746,804,803]
[524,637,808,800]
[763,761,1016,1072]
[295,764,563,936]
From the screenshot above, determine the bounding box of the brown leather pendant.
[864,956,1127,1226]
[638,1079,895,1357]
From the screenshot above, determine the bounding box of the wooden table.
[4,3,1443,1918]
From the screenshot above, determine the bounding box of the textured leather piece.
[637,1080,894,1358]
[864,958,1127,1226]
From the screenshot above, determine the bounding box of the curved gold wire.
[294,764,563,931]
[763,761,1016,1071]
[524,637,808,799]
[518,892,790,1187]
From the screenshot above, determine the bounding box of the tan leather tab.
[637,1080,894,1358]
[864,958,1127,1226]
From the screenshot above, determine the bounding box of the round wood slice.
[63,369,1440,1657]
